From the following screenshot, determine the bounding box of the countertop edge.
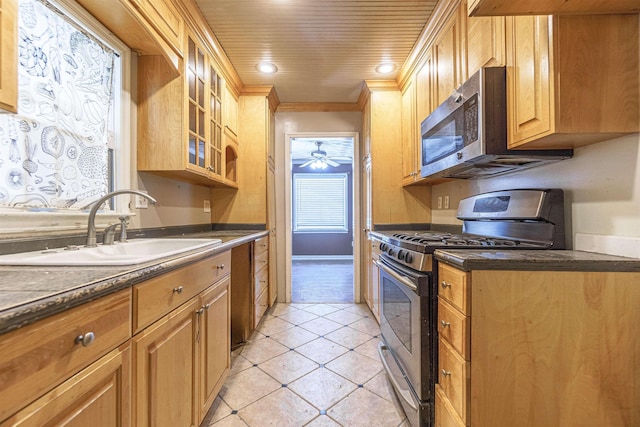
[434,249,640,272]
[0,230,268,335]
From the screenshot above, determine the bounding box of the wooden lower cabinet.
[198,276,231,421]
[133,298,199,427]
[133,253,232,427]
[436,263,640,426]
[1,343,131,427]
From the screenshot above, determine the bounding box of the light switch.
[204,200,211,213]
[437,196,442,209]
[444,196,450,209]
[135,191,149,209]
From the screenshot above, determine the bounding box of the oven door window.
[382,275,412,352]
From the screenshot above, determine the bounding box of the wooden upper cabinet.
[432,4,465,107]
[129,0,183,56]
[465,11,505,77]
[137,31,237,187]
[401,78,418,185]
[75,0,183,72]
[224,85,239,138]
[506,14,639,150]
[468,0,640,16]
[0,0,17,113]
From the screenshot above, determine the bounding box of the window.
[0,0,131,236]
[293,173,348,233]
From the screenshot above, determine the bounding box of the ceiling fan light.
[310,159,327,169]
[256,62,278,74]
[375,62,396,74]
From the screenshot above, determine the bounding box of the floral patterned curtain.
[0,0,116,209]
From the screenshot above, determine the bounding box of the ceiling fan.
[299,141,350,169]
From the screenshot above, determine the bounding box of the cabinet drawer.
[133,251,231,332]
[254,263,269,297]
[439,263,470,314]
[254,288,269,327]
[0,289,131,422]
[435,385,466,427]
[438,299,470,358]
[254,236,269,257]
[438,338,469,424]
[254,249,269,275]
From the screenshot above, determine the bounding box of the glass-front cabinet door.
[209,66,223,178]
[187,34,207,173]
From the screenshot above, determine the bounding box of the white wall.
[431,133,640,256]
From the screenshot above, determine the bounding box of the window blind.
[293,173,348,232]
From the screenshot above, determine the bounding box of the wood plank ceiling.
[194,0,438,105]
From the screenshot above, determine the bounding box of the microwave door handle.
[375,260,418,292]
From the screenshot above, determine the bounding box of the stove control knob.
[397,250,405,261]
[388,248,395,257]
[379,243,387,252]
[405,252,413,263]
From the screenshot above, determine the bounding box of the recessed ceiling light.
[375,63,396,74]
[256,62,278,74]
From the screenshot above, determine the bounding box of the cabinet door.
[415,52,433,124]
[133,298,198,427]
[1,344,130,427]
[401,78,417,185]
[466,13,505,77]
[432,7,464,107]
[208,65,223,178]
[505,15,553,148]
[0,0,17,113]
[199,277,230,421]
[186,34,209,174]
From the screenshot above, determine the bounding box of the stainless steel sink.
[0,238,222,266]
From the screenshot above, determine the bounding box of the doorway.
[285,133,360,303]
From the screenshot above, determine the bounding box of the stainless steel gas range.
[375,189,566,427]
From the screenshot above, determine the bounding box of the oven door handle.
[377,342,418,410]
[375,260,418,292]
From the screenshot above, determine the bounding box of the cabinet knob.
[207,165,215,172]
[441,369,451,377]
[75,332,95,347]
[205,303,211,310]
[441,281,451,289]
[216,264,225,270]
[440,320,451,328]
[173,286,184,294]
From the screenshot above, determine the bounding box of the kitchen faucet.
[85,190,157,247]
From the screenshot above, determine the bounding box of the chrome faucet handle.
[102,223,120,245]
[85,190,157,247]
[118,216,129,243]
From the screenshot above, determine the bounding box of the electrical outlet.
[203,200,211,213]
[135,191,149,209]
[444,195,450,209]
[437,196,442,209]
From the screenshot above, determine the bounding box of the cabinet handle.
[173,286,184,294]
[216,264,225,270]
[441,369,451,377]
[75,332,95,347]
[441,281,451,289]
[205,303,211,310]
[440,320,450,328]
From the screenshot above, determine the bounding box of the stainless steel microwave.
[419,67,572,179]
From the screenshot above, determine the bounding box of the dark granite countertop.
[0,230,268,335]
[434,249,640,272]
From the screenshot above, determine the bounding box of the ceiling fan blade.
[299,159,315,168]
[324,158,340,167]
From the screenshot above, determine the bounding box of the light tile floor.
[202,303,409,427]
